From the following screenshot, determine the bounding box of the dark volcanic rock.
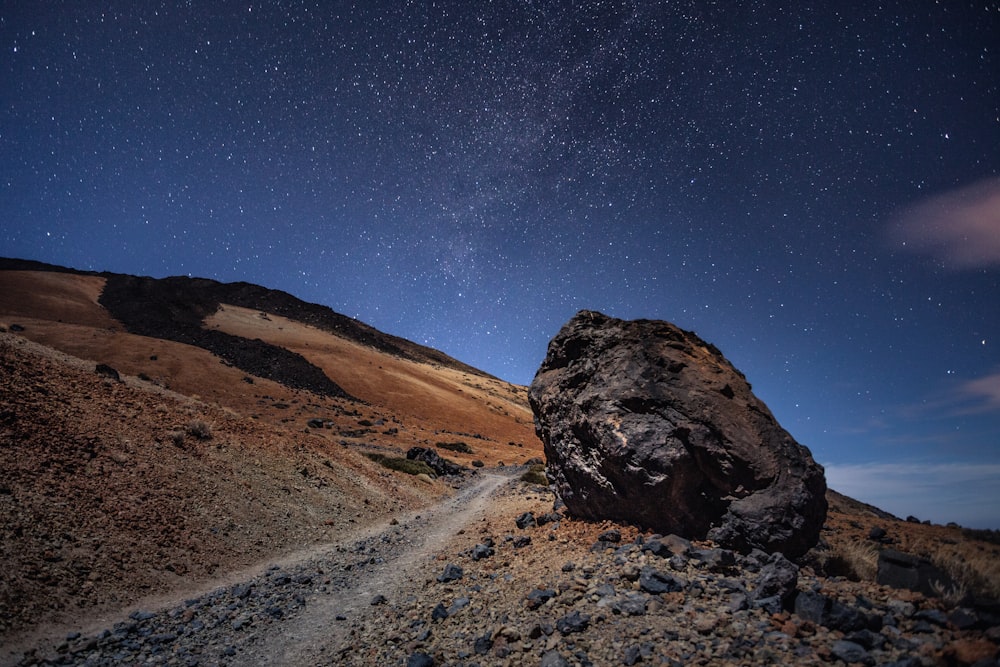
[877,549,955,597]
[406,447,465,476]
[528,310,827,558]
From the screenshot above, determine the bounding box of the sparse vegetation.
[962,526,1000,545]
[520,463,548,486]
[167,430,186,447]
[436,441,474,454]
[822,539,879,582]
[916,537,1000,601]
[364,452,435,477]
[186,419,212,440]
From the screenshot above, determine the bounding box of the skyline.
[2,2,999,527]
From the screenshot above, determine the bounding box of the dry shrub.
[913,538,1000,601]
[823,539,879,582]
[364,452,435,477]
[186,419,212,440]
[520,463,548,486]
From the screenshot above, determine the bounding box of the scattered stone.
[472,631,493,654]
[437,564,463,583]
[407,447,465,476]
[831,639,869,664]
[471,543,495,561]
[407,651,435,667]
[371,594,387,605]
[515,512,537,529]
[638,566,685,594]
[556,610,591,635]
[541,650,571,667]
[95,363,121,381]
[751,552,799,610]
[597,529,621,543]
[526,588,557,610]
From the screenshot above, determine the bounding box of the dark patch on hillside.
[0,257,495,381]
[98,274,357,400]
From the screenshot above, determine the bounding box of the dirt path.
[249,472,510,665]
[253,474,510,665]
[1,472,513,666]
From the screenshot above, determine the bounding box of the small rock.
[526,588,557,610]
[541,650,571,667]
[407,652,435,667]
[638,566,684,594]
[515,512,537,529]
[371,594,387,606]
[437,564,463,583]
[473,631,493,654]
[471,543,494,561]
[556,610,590,635]
[597,529,621,543]
[830,639,869,664]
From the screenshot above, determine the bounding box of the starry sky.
[3,2,999,528]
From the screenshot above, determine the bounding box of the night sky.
[3,2,999,527]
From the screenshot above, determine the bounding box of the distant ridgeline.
[0,257,494,399]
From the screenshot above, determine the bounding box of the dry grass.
[364,453,435,477]
[520,463,548,486]
[913,537,1000,601]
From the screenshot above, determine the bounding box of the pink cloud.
[890,177,1000,269]
[960,372,1000,412]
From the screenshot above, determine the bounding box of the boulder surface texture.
[529,310,827,558]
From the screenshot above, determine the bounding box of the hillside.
[1,260,998,666]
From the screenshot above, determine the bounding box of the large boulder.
[528,311,827,558]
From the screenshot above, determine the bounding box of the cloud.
[824,461,1000,529]
[890,177,1000,269]
[959,372,1000,412]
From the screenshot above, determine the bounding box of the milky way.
[3,2,999,526]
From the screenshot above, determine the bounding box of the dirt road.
[253,472,511,664]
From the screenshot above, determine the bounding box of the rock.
[830,639,869,664]
[371,594,387,605]
[597,529,622,543]
[942,637,999,666]
[471,543,494,561]
[876,549,955,597]
[407,652,435,667]
[526,588,557,610]
[556,610,591,634]
[95,363,121,381]
[751,552,799,610]
[638,566,685,594]
[515,512,537,529]
[431,602,449,620]
[868,526,888,541]
[529,311,827,558]
[306,418,325,428]
[473,631,493,654]
[406,447,465,476]
[541,650,571,667]
[437,564,463,583]
[794,591,868,633]
[689,547,736,571]
[643,534,691,558]
[536,511,563,525]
